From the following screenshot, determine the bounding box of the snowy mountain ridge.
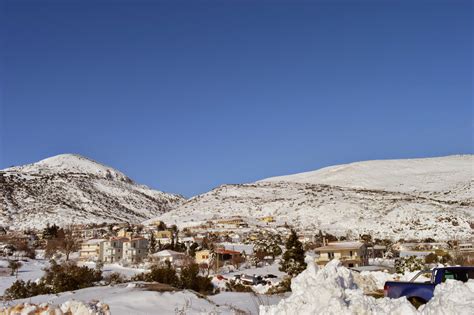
[260,155,472,197]
[152,155,473,240]
[0,154,184,229]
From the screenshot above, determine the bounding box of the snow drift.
[0,300,110,315]
[260,257,474,315]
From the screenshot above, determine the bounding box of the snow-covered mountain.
[261,155,472,200]
[152,155,473,240]
[0,154,184,229]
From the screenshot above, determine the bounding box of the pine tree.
[149,233,157,254]
[253,233,282,261]
[279,229,306,277]
[42,224,59,240]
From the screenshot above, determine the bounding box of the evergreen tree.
[279,229,306,277]
[42,223,59,240]
[253,233,282,261]
[149,233,157,254]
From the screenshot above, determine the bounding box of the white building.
[151,249,187,267]
[79,238,107,261]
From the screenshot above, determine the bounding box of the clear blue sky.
[1,0,472,197]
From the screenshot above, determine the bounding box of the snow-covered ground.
[1,256,471,314]
[0,258,149,296]
[209,292,285,315]
[0,258,49,296]
[261,257,474,315]
[4,283,236,314]
[3,281,285,314]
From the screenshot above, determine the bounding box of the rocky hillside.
[153,155,473,240]
[0,154,184,230]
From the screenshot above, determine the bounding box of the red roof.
[215,248,241,255]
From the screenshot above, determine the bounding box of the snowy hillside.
[0,154,184,229]
[152,155,473,240]
[261,155,473,200]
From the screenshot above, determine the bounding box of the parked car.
[384,266,474,307]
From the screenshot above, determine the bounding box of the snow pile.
[359,271,396,290]
[421,280,474,315]
[0,300,110,315]
[260,257,474,315]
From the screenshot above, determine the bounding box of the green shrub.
[225,280,253,292]
[132,263,213,294]
[179,263,213,294]
[267,276,292,294]
[4,260,102,299]
[132,265,180,287]
[4,280,50,300]
[42,260,102,293]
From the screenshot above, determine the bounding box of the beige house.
[79,239,106,261]
[123,237,149,263]
[99,237,149,263]
[195,249,211,264]
[117,228,133,239]
[99,237,128,263]
[314,241,368,268]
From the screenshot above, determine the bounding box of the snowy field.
[5,284,237,314]
[0,258,48,296]
[1,257,472,314]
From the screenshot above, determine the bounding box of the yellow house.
[154,230,173,239]
[117,228,133,238]
[259,216,275,223]
[195,249,211,264]
[314,241,368,268]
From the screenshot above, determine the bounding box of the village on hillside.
[0,214,472,313]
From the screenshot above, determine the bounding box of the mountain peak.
[1,154,184,229]
[4,153,130,182]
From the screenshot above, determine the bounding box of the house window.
[350,251,353,257]
[328,252,334,259]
